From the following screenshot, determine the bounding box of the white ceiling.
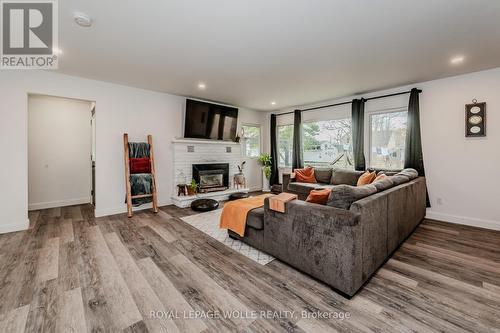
[58,0,500,110]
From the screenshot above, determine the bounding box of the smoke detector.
[74,13,92,27]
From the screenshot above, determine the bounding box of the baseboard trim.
[425,210,500,231]
[95,200,171,218]
[0,219,29,234]
[29,197,91,211]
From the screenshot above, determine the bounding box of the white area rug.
[181,209,275,265]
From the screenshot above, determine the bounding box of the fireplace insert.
[192,163,229,193]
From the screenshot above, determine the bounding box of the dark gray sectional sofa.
[228,168,427,297]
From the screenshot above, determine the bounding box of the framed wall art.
[465,100,486,137]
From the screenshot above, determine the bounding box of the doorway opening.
[28,94,96,214]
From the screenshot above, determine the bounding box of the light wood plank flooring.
[1,203,500,332]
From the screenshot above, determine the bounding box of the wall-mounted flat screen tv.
[184,99,238,141]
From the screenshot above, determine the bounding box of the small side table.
[271,184,283,194]
[177,184,188,196]
[233,173,246,189]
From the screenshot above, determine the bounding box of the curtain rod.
[275,89,422,116]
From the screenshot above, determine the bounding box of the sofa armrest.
[282,172,295,192]
[349,191,389,282]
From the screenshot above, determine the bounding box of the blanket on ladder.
[126,142,152,206]
[129,174,153,205]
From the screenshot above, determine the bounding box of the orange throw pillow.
[373,173,387,182]
[295,167,316,183]
[306,189,332,205]
[357,171,376,186]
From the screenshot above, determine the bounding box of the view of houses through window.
[369,111,407,170]
[277,119,353,169]
[303,119,353,169]
[241,125,261,158]
[277,110,408,170]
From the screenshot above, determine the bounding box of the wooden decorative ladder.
[123,133,158,218]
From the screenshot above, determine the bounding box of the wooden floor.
[1,204,500,333]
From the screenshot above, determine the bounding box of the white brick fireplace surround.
[171,138,249,207]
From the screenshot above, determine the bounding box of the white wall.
[237,108,266,190]
[271,67,500,230]
[28,95,93,210]
[0,70,266,233]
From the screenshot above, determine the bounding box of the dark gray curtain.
[270,114,279,185]
[404,88,430,206]
[292,109,303,170]
[351,99,366,171]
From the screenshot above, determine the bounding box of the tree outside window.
[369,111,407,169]
[277,125,293,167]
[302,119,353,169]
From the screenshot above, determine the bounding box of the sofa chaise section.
[263,199,363,296]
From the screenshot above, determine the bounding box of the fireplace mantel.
[172,138,241,146]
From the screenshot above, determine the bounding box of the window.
[241,125,261,158]
[369,110,407,169]
[277,124,293,167]
[302,119,353,169]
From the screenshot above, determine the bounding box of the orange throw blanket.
[219,194,273,237]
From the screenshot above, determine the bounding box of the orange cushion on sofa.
[306,189,332,205]
[357,171,376,186]
[294,167,317,183]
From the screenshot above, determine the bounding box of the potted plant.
[258,153,272,192]
[188,179,198,196]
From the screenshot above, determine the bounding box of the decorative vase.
[262,171,271,192]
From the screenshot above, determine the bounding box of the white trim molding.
[95,199,171,218]
[28,197,91,211]
[426,210,500,231]
[0,219,29,234]
[248,186,262,192]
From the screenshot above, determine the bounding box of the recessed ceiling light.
[52,47,62,55]
[450,56,465,65]
[270,101,276,106]
[74,12,93,27]
[197,82,206,90]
